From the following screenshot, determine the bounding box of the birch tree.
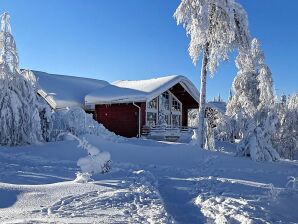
[174,0,250,148]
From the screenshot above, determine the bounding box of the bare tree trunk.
[197,46,209,149]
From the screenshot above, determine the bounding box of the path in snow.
[158,175,204,223]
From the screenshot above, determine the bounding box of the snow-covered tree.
[0,12,51,145]
[227,38,279,161]
[174,0,250,149]
[213,113,235,142]
[274,94,298,159]
[22,69,53,141]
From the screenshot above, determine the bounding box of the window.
[146,112,157,127]
[147,98,157,110]
[159,92,170,111]
[146,98,158,127]
[172,97,181,112]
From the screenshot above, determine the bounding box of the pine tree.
[174,0,250,149]
[227,38,279,161]
[0,12,51,145]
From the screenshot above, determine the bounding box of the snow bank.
[51,107,122,142]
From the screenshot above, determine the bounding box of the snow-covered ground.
[0,136,297,223]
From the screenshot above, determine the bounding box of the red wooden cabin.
[85,75,199,138]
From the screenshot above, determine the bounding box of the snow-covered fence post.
[174,0,250,149]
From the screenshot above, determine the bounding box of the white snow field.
[0,136,297,223]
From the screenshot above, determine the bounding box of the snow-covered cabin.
[34,71,200,138]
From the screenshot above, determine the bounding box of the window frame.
[146,90,183,128]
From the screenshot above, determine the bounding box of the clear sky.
[0,0,297,100]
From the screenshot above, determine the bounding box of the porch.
[142,125,196,142]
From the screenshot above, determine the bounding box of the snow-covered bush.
[51,107,121,142]
[75,136,111,174]
[74,172,92,183]
[274,94,298,159]
[191,129,199,145]
[0,13,52,146]
[64,134,112,182]
[227,38,279,161]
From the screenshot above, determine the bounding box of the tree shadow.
[0,189,21,208]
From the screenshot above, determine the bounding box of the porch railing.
[141,125,196,141]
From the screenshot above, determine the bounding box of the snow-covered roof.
[85,75,200,105]
[33,71,109,109]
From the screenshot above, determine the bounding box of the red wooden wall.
[95,103,145,138]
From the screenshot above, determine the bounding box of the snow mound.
[195,195,254,224]
[51,107,122,142]
[74,172,92,183]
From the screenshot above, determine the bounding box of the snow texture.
[0,137,297,223]
[85,75,200,104]
[33,70,109,109]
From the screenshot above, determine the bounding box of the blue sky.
[0,0,297,100]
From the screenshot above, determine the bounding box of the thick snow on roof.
[85,75,200,105]
[85,85,148,104]
[33,71,109,109]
